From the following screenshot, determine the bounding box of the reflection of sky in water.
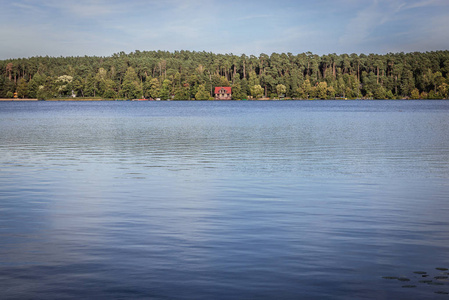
[2,101,449,179]
[1,101,449,299]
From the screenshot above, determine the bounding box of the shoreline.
[0,98,39,101]
[1,98,447,102]
[0,99,137,102]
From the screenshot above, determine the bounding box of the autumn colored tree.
[410,88,420,99]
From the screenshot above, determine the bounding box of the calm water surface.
[1,100,449,299]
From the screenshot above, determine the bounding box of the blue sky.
[1,0,449,59]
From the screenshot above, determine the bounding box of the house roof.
[214,87,232,94]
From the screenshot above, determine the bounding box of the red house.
[214,87,232,100]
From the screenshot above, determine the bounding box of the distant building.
[214,87,232,100]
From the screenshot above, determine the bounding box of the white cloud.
[402,0,448,10]
[238,14,273,21]
[338,1,385,47]
[336,0,449,53]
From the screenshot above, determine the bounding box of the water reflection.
[2,102,449,178]
[1,101,449,299]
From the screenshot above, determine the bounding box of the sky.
[1,0,449,59]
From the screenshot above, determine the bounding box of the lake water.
[1,100,449,299]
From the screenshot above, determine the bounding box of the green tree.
[250,84,264,99]
[27,73,45,98]
[2,49,449,102]
[373,85,387,99]
[36,84,51,100]
[289,69,303,98]
[55,75,73,97]
[336,76,346,97]
[400,68,415,97]
[72,76,85,97]
[96,67,108,96]
[276,84,287,98]
[296,86,306,99]
[231,83,246,100]
[386,90,395,99]
[103,89,117,99]
[145,78,160,99]
[173,83,191,100]
[316,82,328,99]
[219,76,230,87]
[121,67,142,99]
[327,85,336,99]
[159,79,172,99]
[16,78,28,98]
[195,84,210,100]
[301,79,312,99]
[85,74,99,97]
[248,71,259,87]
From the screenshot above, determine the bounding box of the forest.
[1,50,449,100]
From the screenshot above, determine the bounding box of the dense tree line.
[1,50,449,100]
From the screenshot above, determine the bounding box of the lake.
[1,100,449,299]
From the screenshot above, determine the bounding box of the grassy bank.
[0,98,38,101]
